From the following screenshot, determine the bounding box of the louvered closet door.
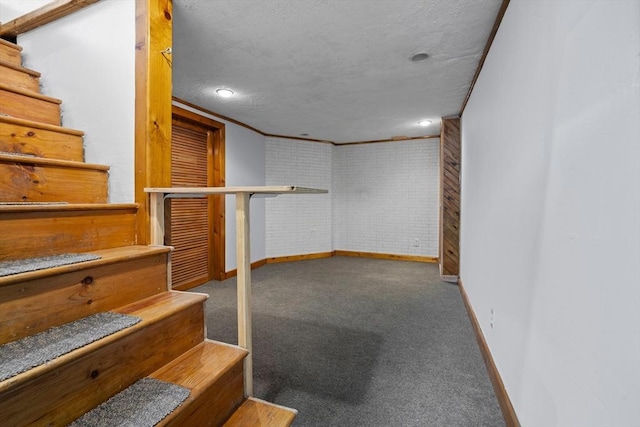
[170,121,212,289]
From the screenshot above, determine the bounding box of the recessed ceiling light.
[216,88,234,98]
[418,120,433,127]
[410,53,429,62]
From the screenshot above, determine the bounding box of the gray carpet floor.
[192,256,504,426]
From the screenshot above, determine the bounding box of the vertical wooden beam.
[440,117,461,280]
[236,192,253,397]
[134,0,173,245]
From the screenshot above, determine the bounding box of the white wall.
[333,139,440,257]
[14,0,136,203]
[0,0,50,22]
[172,101,266,271]
[265,137,332,258]
[460,1,640,426]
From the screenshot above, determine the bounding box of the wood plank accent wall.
[439,117,461,278]
[134,0,173,245]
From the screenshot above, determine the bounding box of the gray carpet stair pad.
[0,253,101,277]
[0,202,68,205]
[68,377,190,427]
[0,151,37,157]
[0,312,141,381]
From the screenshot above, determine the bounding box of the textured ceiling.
[172,0,503,143]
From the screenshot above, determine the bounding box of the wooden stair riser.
[0,159,108,203]
[166,360,244,426]
[0,206,137,261]
[0,87,61,125]
[0,118,84,161]
[0,40,21,66]
[0,252,168,344]
[0,63,39,92]
[0,294,206,426]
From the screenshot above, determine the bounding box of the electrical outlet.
[413,238,420,247]
[490,308,495,330]
[310,228,316,237]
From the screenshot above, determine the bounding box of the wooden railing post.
[236,192,253,397]
[145,186,327,398]
[149,192,164,246]
[148,192,172,289]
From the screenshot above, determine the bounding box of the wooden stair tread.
[0,82,61,103]
[1,290,207,426]
[0,39,21,51]
[223,398,298,427]
[0,59,40,77]
[0,114,83,135]
[0,154,109,203]
[0,290,207,394]
[151,340,247,388]
[0,39,22,67]
[0,245,170,344]
[0,202,138,213]
[0,245,171,287]
[0,152,109,171]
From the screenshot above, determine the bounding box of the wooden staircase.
[0,38,296,426]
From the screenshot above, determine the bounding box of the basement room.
[0,0,638,426]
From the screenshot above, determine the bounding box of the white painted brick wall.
[333,139,440,256]
[265,137,333,257]
[266,137,439,258]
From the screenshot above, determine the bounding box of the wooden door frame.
[172,105,226,281]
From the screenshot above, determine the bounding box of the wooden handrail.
[0,0,99,38]
[145,186,327,396]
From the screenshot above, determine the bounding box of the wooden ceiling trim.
[172,96,266,136]
[173,97,440,147]
[336,135,440,146]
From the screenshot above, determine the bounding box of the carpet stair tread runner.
[0,311,140,381]
[0,245,170,286]
[69,377,190,427]
[0,246,170,346]
[0,37,297,427]
[0,252,102,277]
[0,291,208,426]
